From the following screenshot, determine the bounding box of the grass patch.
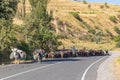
[82,11,98,14]
[118,57,120,64]
[69,12,83,22]
[109,16,118,23]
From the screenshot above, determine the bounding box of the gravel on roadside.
[97,51,120,80]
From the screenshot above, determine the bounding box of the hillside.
[14,0,120,50]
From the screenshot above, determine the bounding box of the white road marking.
[81,56,107,80]
[0,62,62,80]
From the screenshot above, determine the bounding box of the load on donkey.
[10,48,27,64]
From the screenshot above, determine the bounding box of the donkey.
[10,48,27,64]
[32,48,44,64]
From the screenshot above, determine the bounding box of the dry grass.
[58,38,116,50]
[14,0,120,50]
[113,57,120,80]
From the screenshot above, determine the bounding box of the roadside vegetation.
[1,0,120,64]
[118,57,120,63]
[0,0,60,65]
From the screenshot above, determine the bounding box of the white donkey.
[10,48,27,64]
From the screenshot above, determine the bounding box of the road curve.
[97,51,120,80]
[0,56,108,80]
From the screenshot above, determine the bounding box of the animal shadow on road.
[24,58,83,64]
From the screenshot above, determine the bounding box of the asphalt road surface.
[0,56,108,80]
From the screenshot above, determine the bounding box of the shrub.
[109,16,117,23]
[88,28,96,35]
[118,57,120,63]
[83,0,87,4]
[88,4,91,9]
[17,41,30,54]
[116,41,120,48]
[114,35,120,42]
[57,19,63,26]
[114,26,120,34]
[95,30,103,36]
[94,36,101,44]
[105,29,113,36]
[82,21,91,29]
[94,26,100,29]
[100,5,104,9]
[69,12,83,22]
[104,2,109,8]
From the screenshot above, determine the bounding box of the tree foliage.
[22,0,60,51]
[0,0,18,20]
[0,0,18,51]
[0,0,18,63]
[0,19,17,51]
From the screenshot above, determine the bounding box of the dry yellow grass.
[59,38,116,50]
[14,0,120,50]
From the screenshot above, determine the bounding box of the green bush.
[114,26,120,34]
[88,28,96,35]
[114,35,120,42]
[17,41,30,54]
[109,16,117,23]
[82,21,91,29]
[118,57,120,63]
[94,36,101,44]
[69,12,83,22]
[116,41,120,48]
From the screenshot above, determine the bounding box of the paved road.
[0,56,108,80]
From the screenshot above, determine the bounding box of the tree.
[0,0,18,20]
[104,2,109,8]
[22,0,60,51]
[0,19,17,51]
[0,0,18,63]
[83,0,87,4]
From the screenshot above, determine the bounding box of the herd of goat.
[10,47,109,64]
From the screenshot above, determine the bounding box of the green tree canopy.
[0,0,18,63]
[22,0,60,51]
[0,0,18,20]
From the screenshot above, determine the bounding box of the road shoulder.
[113,57,120,80]
[97,51,120,80]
